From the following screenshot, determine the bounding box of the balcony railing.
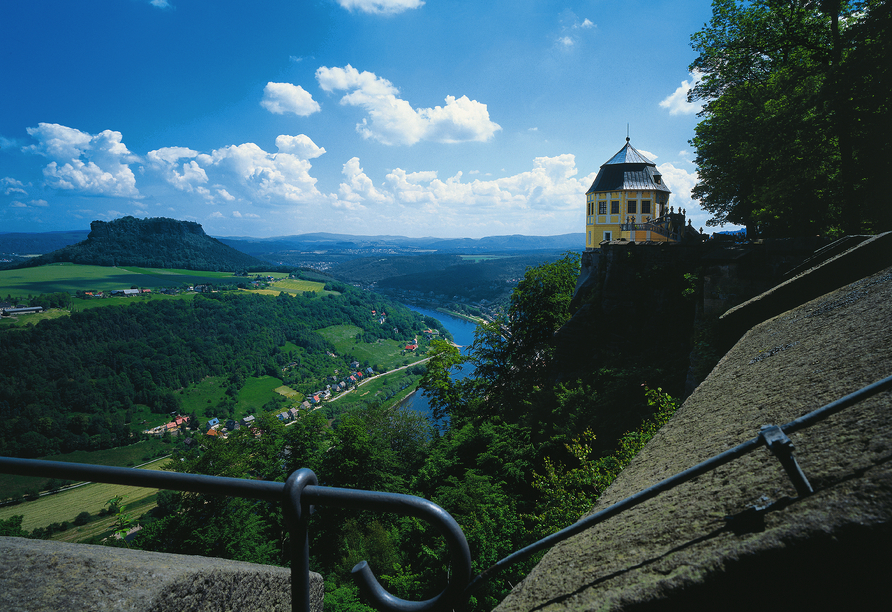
[2,373,890,612]
[619,221,679,241]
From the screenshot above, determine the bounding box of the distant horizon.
[0,219,586,242]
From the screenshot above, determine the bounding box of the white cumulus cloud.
[147,135,327,208]
[656,162,718,231]
[336,0,424,15]
[260,82,321,116]
[329,154,595,235]
[275,134,326,159]
[316,65,501,145]
[195,137,326,206]
[659,72,704,115]
[147,147,208,193]
[24,123,139,197]
[336,157,389,209]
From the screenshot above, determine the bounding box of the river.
[398,305,480,415]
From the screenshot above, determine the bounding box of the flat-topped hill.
[25,216,266,272]
[496,234,892,611]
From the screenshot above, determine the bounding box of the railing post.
[283,468,319,612]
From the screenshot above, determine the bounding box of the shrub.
[74,511,92,526]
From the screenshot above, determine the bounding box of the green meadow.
[324,363,427,417]
[0,456,171,534]
[318,324,426,368]
[244,277,328,297]
[237,375,289,411]
[0,263,241,299]
[0,439,171,501]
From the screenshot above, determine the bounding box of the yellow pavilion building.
[585,138,694,248]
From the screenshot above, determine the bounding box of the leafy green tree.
[469,252,579,422]
[0,515,29,537]
[689,0,891,236]
[524,386,680,539]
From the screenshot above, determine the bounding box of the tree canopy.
[689,0,891,237]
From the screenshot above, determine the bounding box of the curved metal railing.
[1,373,890,611]
[0,459,472,612]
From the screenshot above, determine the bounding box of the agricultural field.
[0,456,171,533]
[0,439,171,500]
[178,374,300,424]
[243,277,327,297]
[275,385,300,399]
[51,490,160,544]
[0,262,241,299]
[0,294,202,328]
[269,278,325,294]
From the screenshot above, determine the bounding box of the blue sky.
[0,0,723,239]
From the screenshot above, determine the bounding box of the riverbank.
[434,307,485,325]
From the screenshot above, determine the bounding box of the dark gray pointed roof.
[586,138,672,195]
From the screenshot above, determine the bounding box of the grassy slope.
[0,457,171,532]
[318,324,424,367]
[0,439,171,500]
[0,263,241,299]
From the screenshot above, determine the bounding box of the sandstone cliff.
[496,235,892,611]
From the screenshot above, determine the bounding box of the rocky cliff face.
[496,235,892,611]
[88,216,205,239]
[550,239,828,455]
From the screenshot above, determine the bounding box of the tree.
[689,0,892,236]
[468,252,580,422]
[0,515,29,537]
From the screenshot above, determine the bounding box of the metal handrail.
[1,374,890,611]
[0,460,472,612]
[462,373,892,597]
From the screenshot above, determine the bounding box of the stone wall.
[495,238,892,611]
[0,537,324,612]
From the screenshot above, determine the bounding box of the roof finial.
[626,123,630,143]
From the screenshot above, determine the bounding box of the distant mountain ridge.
[3,226,585,257]
[0,230,90,256]
[217,232,585,255]
[22,216,266,272]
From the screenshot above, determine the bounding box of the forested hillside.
[377,254,565,302]
[23,216,266,272]
[0,287,437,459]
[117,253,683,611]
